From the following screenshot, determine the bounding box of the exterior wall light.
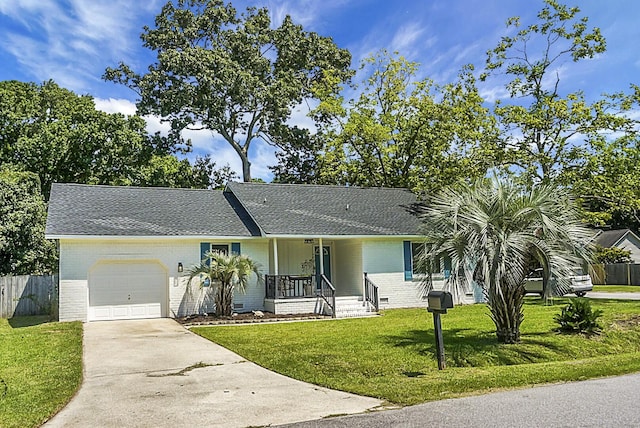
[178,262,183,273]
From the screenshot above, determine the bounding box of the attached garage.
[88,261,168,321]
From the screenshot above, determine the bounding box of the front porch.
[263,273,380,318]
[263,238,380,318]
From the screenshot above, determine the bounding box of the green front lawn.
[593,285,640,293]
[193,300,640,405]
[0,317,83,428]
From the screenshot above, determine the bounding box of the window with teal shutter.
[444,256,452,279]
[403,241,412,281]
[231,242,241,255]
[200,243,210,266]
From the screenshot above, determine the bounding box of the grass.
[0,316,83,428]
[193,299,640,406]
[593,285,640,293]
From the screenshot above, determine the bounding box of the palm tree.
[417,177,592,343]
[188,251,262,316]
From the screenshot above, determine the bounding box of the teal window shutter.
[403,241,413,281]
[200,242,210,266]
[231,242,241,255]
[444,256,452,279]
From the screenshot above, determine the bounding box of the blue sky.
[1,0,639,181]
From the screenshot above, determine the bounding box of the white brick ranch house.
[45,182,455,322]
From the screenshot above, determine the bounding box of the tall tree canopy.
[0,168,56,275]
[275,51,498,192]
[566,132,640,229]
[482,0,639,186]
[0,80,228,199]
[104,0,352,182]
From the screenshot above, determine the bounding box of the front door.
[314,245,331,283]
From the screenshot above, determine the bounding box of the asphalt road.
[588,291,640,300]
[279,372,640,428]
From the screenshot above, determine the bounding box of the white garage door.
[89,261,167,321]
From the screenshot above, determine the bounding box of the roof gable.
[594,229,635,248]
[225,182,421,236]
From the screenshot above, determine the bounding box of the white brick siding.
[265,298,330,315]
[58,235,473,321]
[58,238,270,321]
[58,280,89,322]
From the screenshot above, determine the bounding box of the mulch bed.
[612,314,640,329]
[176,311,329,326]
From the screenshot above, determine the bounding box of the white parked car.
[524,268,593,297]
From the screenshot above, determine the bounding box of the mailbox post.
[427,290,453,370]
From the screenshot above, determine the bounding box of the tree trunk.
[237,150,251,182]
[241,158,251,182]
[486,282,525,344]
[214,281,235,316]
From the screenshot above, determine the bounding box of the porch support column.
[318,237,324,277]
[273,238,279,276]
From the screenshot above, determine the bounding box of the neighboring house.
[593,229,640,263]
[45,182,452,322]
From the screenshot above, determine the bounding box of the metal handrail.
[363,272,379,312]
[317,274,336,318]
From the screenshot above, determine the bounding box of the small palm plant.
[554,298,603,335]
[188,251,262,316]
[417,177,592,343]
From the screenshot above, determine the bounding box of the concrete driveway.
[44,319,382,428]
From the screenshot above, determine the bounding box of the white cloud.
[94,97,137,115]
[479,84,510,103]
[0,0,153,93]
[391,22,432,55]
[260,0,352,28]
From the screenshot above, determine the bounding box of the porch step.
[334,304,377,319]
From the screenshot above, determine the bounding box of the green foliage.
[136,154,237,189]
[417,177,592,343]
[567,133,640,229]
[105,0,352,182]
[0,80,156,199]
[593,245,633,264]
[0,318,82,428]
[0,79,228,197]
[0,169,56,275]
[294,51,498,192]
[482,0,638,186]
[193,302,640,406]
[188,251,262,316]
[554,298,603,334]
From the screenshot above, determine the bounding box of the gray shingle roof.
[594,229,633,248]
[45,183,259,237]
[226,182,421,236]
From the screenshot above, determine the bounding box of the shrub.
[593,245,632,264]
[554,298,603,335]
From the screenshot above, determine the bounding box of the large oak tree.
[105,0,352,182]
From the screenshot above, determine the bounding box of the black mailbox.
[427,290,454,313]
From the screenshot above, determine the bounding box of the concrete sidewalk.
[44,319,382,428]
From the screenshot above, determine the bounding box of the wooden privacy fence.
[0,275,58,318]
[591,264,640,286]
